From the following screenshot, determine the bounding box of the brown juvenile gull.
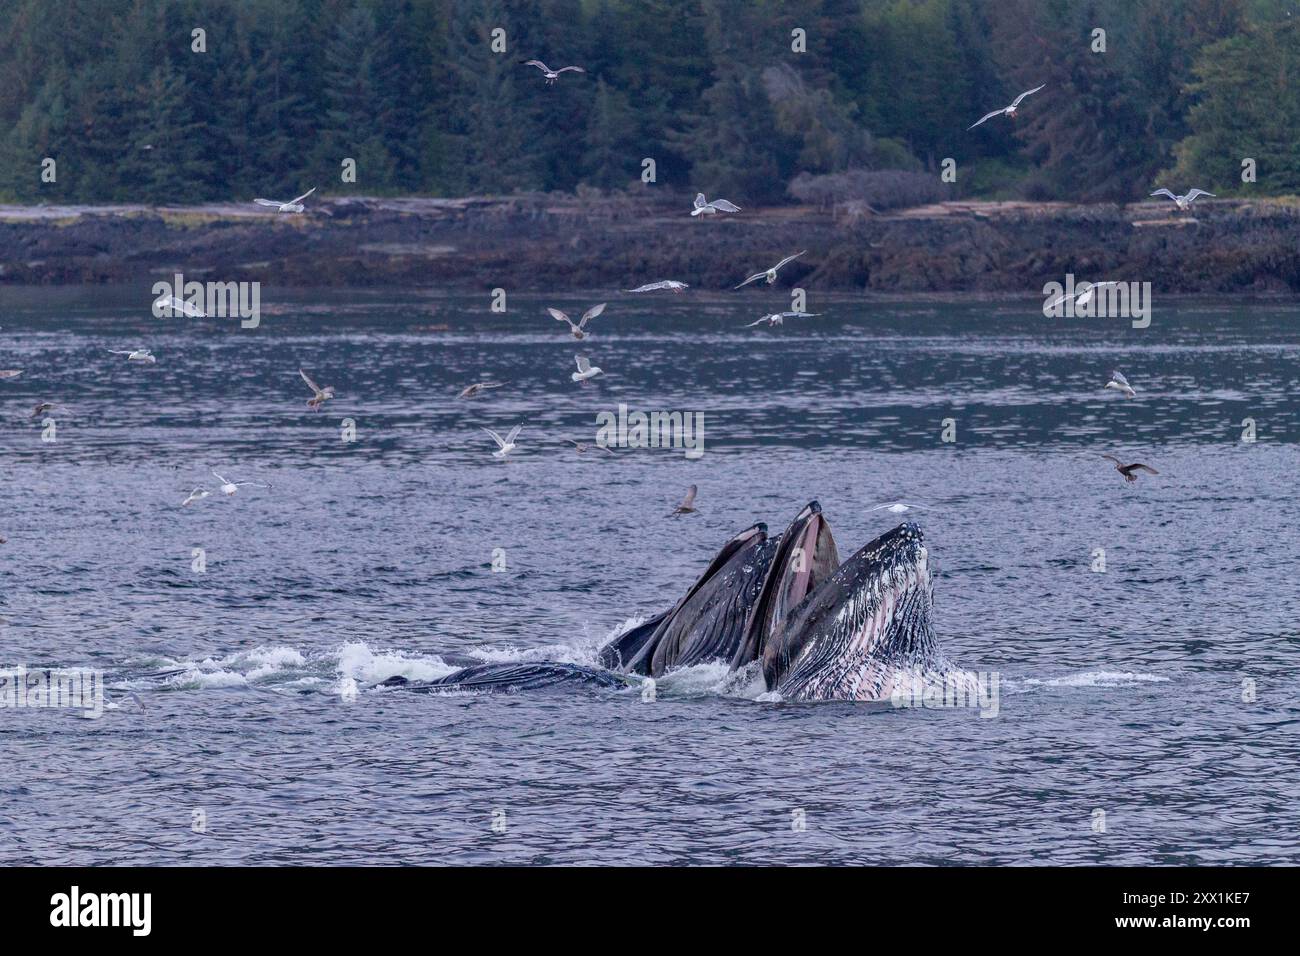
[567,440,614,455]
[31,402,59,418]
[549,303,605,340]
[1101,455,1158,483]
[458,382,504,399]
[968,84,1045,130]
[735,252,805,289]
[669,485,698,517]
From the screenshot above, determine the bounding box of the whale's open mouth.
[733,502,840,670]
[763,522,937,702]
[413,509,951,703]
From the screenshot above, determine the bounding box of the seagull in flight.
[735,252,806,289]
[567,439,614,455]
[571,354,603,383]
[254,187,316,213]
[625,280,689,294]
[153,294,206,318]
[691,193,742,217]
[1105,370,1137,399]
[968,84,1046,130]
[1101,455,1158,483]
[181,488,210,507]
[1150,188,1215,211]
[108,348,156,364]
[0,370,23,379]
[1046,281,1121,312]
[744,310,822,327]
[458,381,505,399]
[870,502,926,514]
[549,303,605,340]
[299,369,335,411]
[483,425,522,460]
[669,485,698,517]
[519,60,586,85]
[31,402,59,418]
[212,471,270,496]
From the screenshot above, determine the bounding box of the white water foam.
[1021,670,1171,688]
[122,641,457,692]
[334,641,457,684]
[465,616,646,669]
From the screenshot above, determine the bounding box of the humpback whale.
[388,503,956,702]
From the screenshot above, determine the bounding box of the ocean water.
[0,286,1297,865]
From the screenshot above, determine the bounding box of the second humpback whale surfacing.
[390,502,960,703]
[599,503,950,702]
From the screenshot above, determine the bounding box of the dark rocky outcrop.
[2,195,1298,293]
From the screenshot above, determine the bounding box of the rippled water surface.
[1,287,1298,865]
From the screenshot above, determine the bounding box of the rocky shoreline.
[2,194,1299,293]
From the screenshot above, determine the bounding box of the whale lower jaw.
[780,658,921,702]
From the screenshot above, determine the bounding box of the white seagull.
[211,472,269,496]
[181,488,210,507]
[483,425,522,460]
[691,193,742,217]
[870,502,926,514]
[624,280,689,294]
[254,187,316,213]
[108,348,156,364]
[1046,280,1121,312]
[519,60,586,85]
[968,84,1046,130]
[153,294,206,318]
[1105,370,1137,399]
[1150,188,1215,211]
[735,252,806,289]
[571,354,603,383]
[299,368,335,410]
[744,310,822,327]
[549,303,605,340]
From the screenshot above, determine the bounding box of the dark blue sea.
[1,286,1297,864]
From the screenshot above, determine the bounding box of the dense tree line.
[0,0,1294,206]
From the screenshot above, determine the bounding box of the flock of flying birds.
[1,71,1204,529]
